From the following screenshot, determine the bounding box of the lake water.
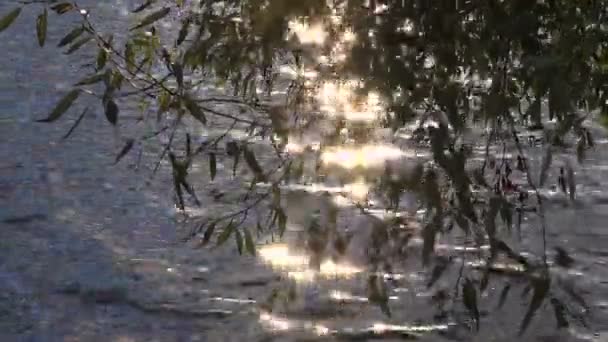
[1,1,607,341]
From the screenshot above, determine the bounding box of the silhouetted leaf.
[566,162,576,200]
[551,298,569,329]
[37,89,80,122]
[539,147,552,186]
[243,145,266,182]
[173,62,183,88]
[496,283,511,310]
[586,130,594,148]
[0,7,21,33]
[455,214,470,235]
[183,97,207,125]
[235,229,243,255]
[36,9,47,47]
[463,278,480,330]
[519,275,550,335]
[422,219,438,266]
[427,256,451,288]
[62,106,89,140]
[276,207,287,236]
[202,221,217,245]
[130,7,170,31]
[217,222,235,246]
[58,26,85,47]
[244,228,256,256]
[558,278,589,311]
[368,275,391,317]
[114,139,135,165]
[65,35,93,54]
[132,0,156,13]
[104,100,119,125]
[499,199,513,231]
[50,3,75,15]
[554,247,574,268]
[177,17,190,46]
[209,153,217,181]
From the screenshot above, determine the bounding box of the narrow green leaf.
[235,229,243,255]
[244,228,256,256]
[62,106,89,140]
[125,42,135,73]
[209,152,217,181]
[217,222,234,246]
[58,26,85,47]
[74,72,106,86]
[0,8,21,33]
[183,97,207,125]
[96,48,108,70]
[114,139,135,164]
[65,35,93,54]
[37,89,80,122]
[130,7,170,31]
[36,9,47,47]
[463,278,480,331]
[243,145,266,182]
[276,207,287,237]
[105,100,119,125]
[50,3,75,15]
[111,71,124,90]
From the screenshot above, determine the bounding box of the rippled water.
[1,1,607,341]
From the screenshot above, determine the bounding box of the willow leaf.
[36,9,47,47]
[58,26,85,47]
[0,8,21,33]
[217,222,235,246]
[130,7,170,31]
[244,228,256,256]
[209,152,217,181]
[37,89,80,122]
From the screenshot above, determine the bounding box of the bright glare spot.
[314,324,331,336]
[342,29,357,43]
[258,244,308,269]
[321,145,408,169]
[372,322,450,333]
[319,259,362,277]
[374,4,389,14]
[346,179,370,201]
[285,141,305,154]
[315,81,384,122]
[289,20,328,45]
[329,290,368,302]
[259,312,332,336]
[259,312,291,331]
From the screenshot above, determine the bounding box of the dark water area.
[1,1,607,341]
